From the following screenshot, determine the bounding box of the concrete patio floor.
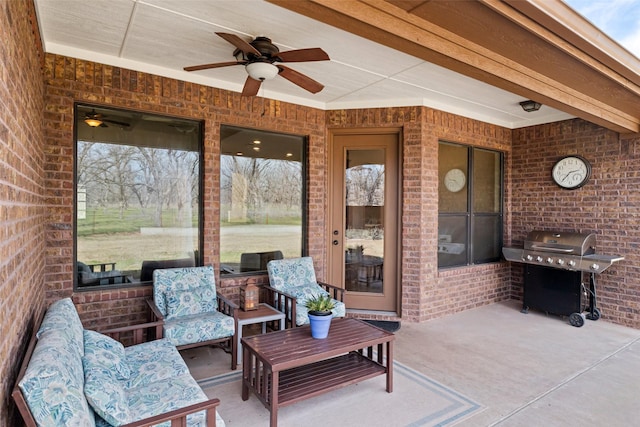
[182,300,640,426]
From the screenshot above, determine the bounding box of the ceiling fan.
[83,109,131,128]
[184,32,330,96]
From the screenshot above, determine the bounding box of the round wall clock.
[551,155,591,189]
[444,168,466,192]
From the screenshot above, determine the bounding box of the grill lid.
[524,230,595,256]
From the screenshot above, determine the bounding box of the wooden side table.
[236,303,285,365]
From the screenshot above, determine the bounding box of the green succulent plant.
[305,294,336,314]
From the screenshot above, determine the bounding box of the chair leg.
[231,335,237,370]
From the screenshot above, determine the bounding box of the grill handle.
[529,245,574,253]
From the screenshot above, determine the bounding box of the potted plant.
[305,294,335,339]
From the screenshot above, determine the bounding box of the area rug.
[198,359,482,427]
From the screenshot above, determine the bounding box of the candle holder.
[239,280,259,311]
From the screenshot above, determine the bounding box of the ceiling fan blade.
[278,65,324,94]
[103,118,130,127]
[184,61,244,72]
[216,32,261,56]
[242,76,262,97]
[277,48,329,63]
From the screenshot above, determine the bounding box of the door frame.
[327,127,402,314]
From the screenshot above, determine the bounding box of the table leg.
[386,340,394,393]
[241,349,250,401]
[261,321,267,334]
[270,370,279,427]
[237,322,244,366]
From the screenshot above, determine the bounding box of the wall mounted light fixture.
[519,100,542,112]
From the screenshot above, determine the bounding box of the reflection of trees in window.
[77,143,198,226]
[220,155,302,223]
[346,165,385,206]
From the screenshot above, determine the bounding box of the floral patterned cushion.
[19,329,95,427]
[165,286,218,320]
[83,330,131,380]
[124,339,190,389]
[37,297,85,357]
[153,266,218,318]
[267,257,346,326]
[287,283,329,304]
[127,374,207,424]
[163,311,235,347]
[83,361,129,426]
[267,257,318,293]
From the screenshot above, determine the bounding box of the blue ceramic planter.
[308,312,332,339]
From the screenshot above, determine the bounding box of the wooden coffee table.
[241,318,394,427]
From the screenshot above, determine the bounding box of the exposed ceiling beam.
[269,0,640,133]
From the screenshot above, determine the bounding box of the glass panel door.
[345,149,385,294]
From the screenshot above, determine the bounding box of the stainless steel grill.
[502,230,624,327]
[502,230,623,273]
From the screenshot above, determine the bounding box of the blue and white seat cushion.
[267,258,345,326]
[83,330,131,380]
[124,339,191,388]
[84,336,225,426]
[83,360,129,426]
[165,286,218,319]
[153,266,218,318]
[152,266,235,347]
[19,328,95,427]
[163,311,235,347]
[267,257,319,292]
[36,297,85,357]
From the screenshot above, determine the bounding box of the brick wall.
[0,1,46,424]
[512,120,640,328]
[42,54,326,330]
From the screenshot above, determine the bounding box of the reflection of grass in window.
[77,207,199,272]
[78,207,303,272]
[219,223,303,264]
[77,207,198,236]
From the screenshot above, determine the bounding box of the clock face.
[551,156,591,189]
[444,168,466,192]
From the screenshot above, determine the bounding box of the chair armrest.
[146,297,165,322]
[318,281,345,302]
[98,320,164,346]
[216,292,238,318]
[121,398,220,427]
[263,285,298,329]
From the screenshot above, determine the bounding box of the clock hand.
[561,169,579,182]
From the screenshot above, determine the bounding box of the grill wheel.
[569,312,585,327]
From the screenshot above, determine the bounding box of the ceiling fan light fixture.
[519,100,541,112]
[84,117,103,127]
[246,62,279,81]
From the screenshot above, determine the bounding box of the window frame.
[73,103,204,289]
[438,141,504,269]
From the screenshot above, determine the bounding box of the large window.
[438,142,503,268]
[75,104,202,288]
[220,125,305,275]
